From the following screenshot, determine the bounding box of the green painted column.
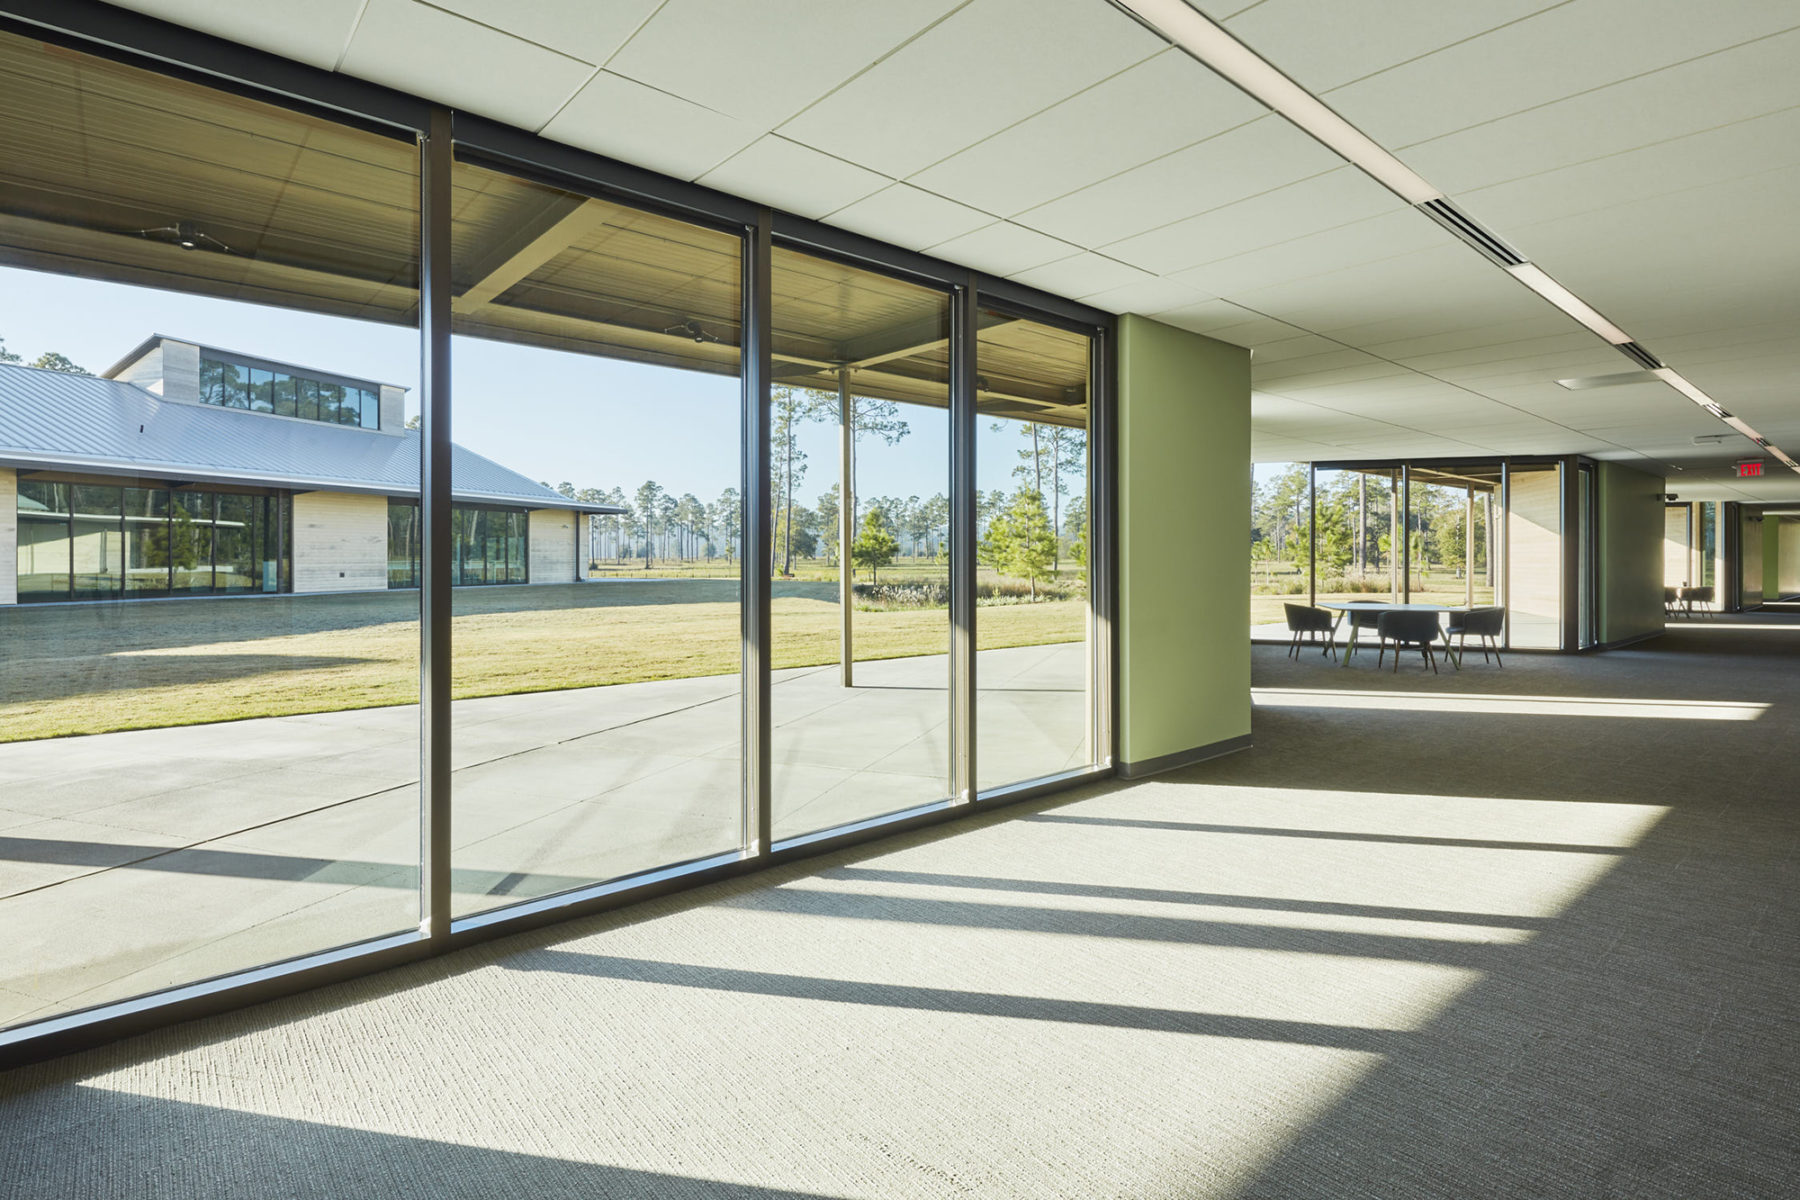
[1116,314,1251,777]
[1596,461,1665,645]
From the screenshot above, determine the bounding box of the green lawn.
[0,581,1084,742]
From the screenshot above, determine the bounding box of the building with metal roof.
[1,336,621,604]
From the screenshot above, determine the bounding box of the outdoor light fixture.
[133,219,233,253]
[1110,0,1441,203]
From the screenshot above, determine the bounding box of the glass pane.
[1406,465,1500,610]
[388,500,418,588]
[70,484,124,600]
[769,247,952,838]
[449,157,743,915]
[1251,462,1311,640]
[975,313,1091,792]
[297,377,321,421]
[17,480,71,601]
[361,388,380,429]
[1507,464,1563,648]
[123,487,171,596]
[213,493,257,592]
[319,381,345,424]
[247,367,274,412]
[0,29,421,1031]
[271,372,296,417]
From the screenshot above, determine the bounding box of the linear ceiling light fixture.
[1112,0,1800,477]
[1109,0,1441,204]
[1504,263,1633,344]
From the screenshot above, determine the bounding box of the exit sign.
[1737,461,1764,478]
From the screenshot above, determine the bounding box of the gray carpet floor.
[3,615,1797,1198]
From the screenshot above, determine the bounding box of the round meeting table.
[1316,600,1468,669]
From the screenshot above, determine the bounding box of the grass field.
[0,581,1084,742]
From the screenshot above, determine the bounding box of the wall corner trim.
[1118,733,1252,780]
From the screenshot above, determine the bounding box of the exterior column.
[839,367,854,688]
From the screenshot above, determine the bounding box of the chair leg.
[1425,644,1437,674]
[1377,637,1386,669]
[1491,636,1502,668]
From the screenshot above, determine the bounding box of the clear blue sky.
[2,266,1046,507]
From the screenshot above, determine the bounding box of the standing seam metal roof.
[0,364,619,512]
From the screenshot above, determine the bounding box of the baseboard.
[1118,732,1253,779]
[1595,630,1664,651]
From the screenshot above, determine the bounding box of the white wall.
[159,340,201,403]
[528,508,578,584]
[0,468,15,605]
[292,491,388,592]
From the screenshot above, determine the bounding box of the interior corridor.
[3,618,1796,1199]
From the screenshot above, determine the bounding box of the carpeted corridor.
[3,616,1797,1198]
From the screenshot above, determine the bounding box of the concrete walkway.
[0,642,1088,1029]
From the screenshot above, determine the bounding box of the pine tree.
[850,507,898,583]
[983,489,1057,599]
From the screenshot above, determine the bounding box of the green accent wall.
[1117,314,1250,773]
[1597,461,1664,645]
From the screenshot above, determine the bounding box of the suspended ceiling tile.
[105,0,366,69]
[1325,0,1800,150]
[1221,0,1561,94]
[340,0,597,131]
[429,0,662,67]
[1248,334,1347,364]
[1009,253,1155,300]
[1015,115,1339,247]
[1168,209,1454,299]
[1080,276,1213,317]
[700,136,890,220]
[1356,315,1575,362]
[908,48,1264,218]
[541,70,758,181]
[1150,303,1309,347]
[1253,348,1390,383]
[776,0,1162,180]
[1101,167,1403,275]
[825,184,992,251]
[605,0,960,127]
[1407,31,1800,197]
[1381,330,1601,373]
[925,223,1082,277]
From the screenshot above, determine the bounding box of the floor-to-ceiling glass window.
[1405,466,1499,609]
[1251,461,1312,638]
[0,29,421,1031]
[1506,463,1564,648]
[767,248,952,839]
[447,157,743,914]
[975,313,1093,792]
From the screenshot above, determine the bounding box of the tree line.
[556,385,1089,594]
[1252,464,1493,581]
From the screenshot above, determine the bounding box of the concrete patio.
[0,642,1088,1030]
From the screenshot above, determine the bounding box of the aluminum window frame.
[0,0,1119,1066]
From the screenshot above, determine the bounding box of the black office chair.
[1376,609,1445,674]
[1283,602,1337,660]
[1664,586,1679,618]
[1680,586,1715,619]
[1446,606,1504,666]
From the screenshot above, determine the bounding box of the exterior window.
[16,480,71,602]
[247,367,274,413]
[197,355,380,430]
[385,500,529,588]
[70,484,124,600]
[123,487,171,596]
[272,372,296,417]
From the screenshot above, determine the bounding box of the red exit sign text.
[1737,461,1764,478]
